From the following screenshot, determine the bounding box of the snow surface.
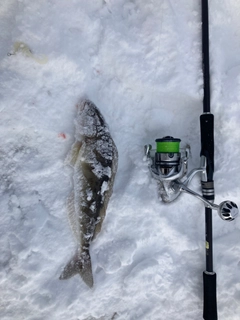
[0,0,240,319]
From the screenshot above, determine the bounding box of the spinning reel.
[145,136,238,221]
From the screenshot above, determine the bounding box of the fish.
[59,99,118,287]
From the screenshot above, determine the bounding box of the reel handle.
[179,183,238,221]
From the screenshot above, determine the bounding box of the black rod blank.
[201,0,211,113]
[201,1,217,319]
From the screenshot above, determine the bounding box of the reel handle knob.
[218,201,239,221]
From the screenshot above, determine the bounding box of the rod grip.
[203,271,218,320]
[200,113,214,179]
[200,113,214,181]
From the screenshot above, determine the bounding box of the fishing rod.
[144,1,238,319]
[201,0,217,319]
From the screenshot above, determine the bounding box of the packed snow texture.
[0,1,240,319]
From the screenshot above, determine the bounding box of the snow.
[0,0,239,319]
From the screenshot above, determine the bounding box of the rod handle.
[203,271,218,320]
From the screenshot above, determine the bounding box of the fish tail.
[59,250,93,288]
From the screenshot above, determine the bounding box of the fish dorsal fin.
[66,191,79,240]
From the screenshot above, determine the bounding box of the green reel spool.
[156,136,181,153]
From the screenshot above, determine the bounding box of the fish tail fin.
[59,251,93,288]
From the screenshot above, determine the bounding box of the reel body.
[145,136,238,221]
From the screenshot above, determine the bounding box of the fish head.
[75,99,107,139]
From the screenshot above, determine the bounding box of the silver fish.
[59,99,118,287]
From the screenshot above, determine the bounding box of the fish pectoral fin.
[59,251,93,288]
[65,140,82,166]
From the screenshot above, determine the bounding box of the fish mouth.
[78,99,92,112]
